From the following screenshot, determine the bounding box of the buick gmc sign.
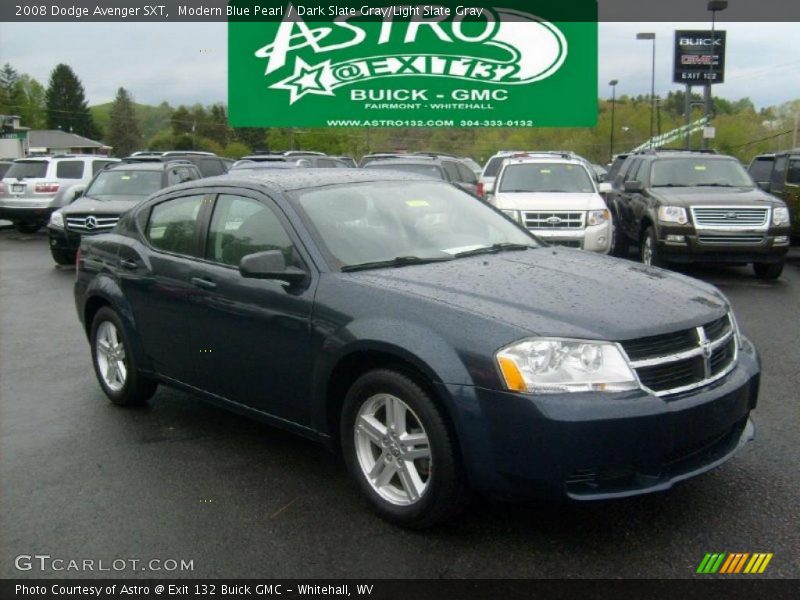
[673,30,726,84]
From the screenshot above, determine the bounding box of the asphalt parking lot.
[1,228,798,579]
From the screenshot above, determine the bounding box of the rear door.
[119,192,211,383]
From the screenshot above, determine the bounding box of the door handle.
[190,277,217,290]
[119,258,139,270]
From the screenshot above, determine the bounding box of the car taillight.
[34,182,60,193]
[476,181,484,198]
[75,247,82,274]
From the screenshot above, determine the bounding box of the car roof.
[363,158,440,166]
[168,169,428,194]
[106,161,175,171]
[504,156,585,166]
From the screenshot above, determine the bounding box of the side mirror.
[624,180,644,193]
[756,181,770,191]
[239,250,307,285]
[598,182,613,194]
[70,185,86,203]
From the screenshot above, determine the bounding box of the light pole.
[704,0,728,149]
[609,79,618,161]
[636,32,656,147]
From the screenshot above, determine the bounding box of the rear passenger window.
[146,195,206,256]
[786,159,800,185]
[206,195,295,267]
[56,161,84,179]
[317,158,337,168]
[197,159,225,177]
[456,163,477,183]
[442,162,460,181]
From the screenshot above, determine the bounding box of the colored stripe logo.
[697,553,773,574]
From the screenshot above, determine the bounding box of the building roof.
[27,130,108,149]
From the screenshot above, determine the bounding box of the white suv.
[0,155,118,233]
[489,156,613,253]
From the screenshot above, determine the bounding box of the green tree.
[106,87,143,157]
[170,105,192,135]
[0,63,20,112]
[45,64,98,138]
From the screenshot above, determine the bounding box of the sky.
[0,21,798,110]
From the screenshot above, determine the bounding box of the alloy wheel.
[354,393,432,506]
[95,321,128,392]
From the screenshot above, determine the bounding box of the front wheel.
[90,307,157,406]
[341,369,467,528]
[641,226,666,268]
[753,261,783,280]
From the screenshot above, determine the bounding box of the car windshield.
[498,163,595,193]
[292,181,538,270]
[651,158,754,187]
[84,170,163,198]
[365,163,445,179]
[5,161,48,179]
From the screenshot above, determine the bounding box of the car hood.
[346,249,728,342]
[61,195,145,214]
[649,186,782,207]
[493,192,603,211]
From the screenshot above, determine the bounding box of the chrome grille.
[523,211,584,230]
[66,214,120,233]
[697,235,765,245]
[691,206,769,229]
[619,314,736,397]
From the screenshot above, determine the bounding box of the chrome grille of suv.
[619,314,737,396]
[691,207,769,228]
[523,211,584,229]
[66,215,120,233]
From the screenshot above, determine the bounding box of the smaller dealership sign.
[673,30,726,84]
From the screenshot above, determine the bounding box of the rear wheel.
[753,261,783,280]
[15,222,42,234]
[641,226,666,268]
[341,369,467,528]
[90,307,157,406]
[50,246,75,265]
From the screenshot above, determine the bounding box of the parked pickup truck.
[607,150,790,279]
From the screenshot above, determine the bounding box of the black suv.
[74,170,759,527]
[607,150,790,279]
[125,152,230,177]
[47,160,201,264]
[748,149,800,239]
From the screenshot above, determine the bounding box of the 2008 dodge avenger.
[75,170,758,527]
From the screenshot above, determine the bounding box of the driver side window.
[206,194,296,268]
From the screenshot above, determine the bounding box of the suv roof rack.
[634,148,718,155]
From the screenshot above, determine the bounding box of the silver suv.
[0,155,118,233]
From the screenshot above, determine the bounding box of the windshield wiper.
[341,255,454,272]
[454,243,532,258]
[651,183,686,187]
[694,183,737,187]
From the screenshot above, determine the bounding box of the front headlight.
[657,206,688,224]
[773,206,790,226]
[501,209,521,222]
[496,338,639,394]
[49,210,64,229]
[587,209,609,226]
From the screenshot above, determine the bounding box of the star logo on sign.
[271,57,335,104]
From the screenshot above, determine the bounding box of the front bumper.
[48,226,83,253]
[439,336,760,500]
[531,222,612,253]
[657,224,790,263]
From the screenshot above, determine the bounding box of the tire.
[90,307,157,406]
[641,226,666,268]
[341,369,468,529]
[15,222,42,234]
[753,261,783,280]
[50,246,75,266]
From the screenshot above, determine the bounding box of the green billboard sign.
[228,2,597,127]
